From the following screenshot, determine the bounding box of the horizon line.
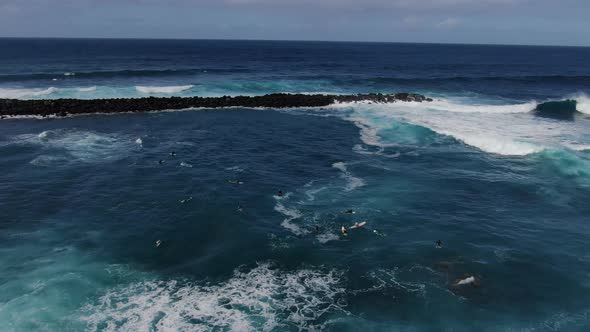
[1,36,588,49]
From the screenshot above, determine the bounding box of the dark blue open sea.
[1,39,590,331]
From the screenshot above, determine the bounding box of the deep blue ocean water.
[1,39,590,331]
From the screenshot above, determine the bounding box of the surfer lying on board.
[227,179,244,185]
[343,209,356,215]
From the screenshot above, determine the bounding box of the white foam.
[77,86,97,92]
[0,87,58,99]
[64,72,76,76]
[360,268,427,296]
[435,128,543,156]
[180,162,193,168]
[29,155,69,166]
[316,232,339,244]
[82,263,346,331]
[423,99,537,114]
[304,186,327,202]
[348,117,392,148]
[225,165,245,173]
[568,144,590,152]
[14,129,132,163]
[337,98,590,156]
[135,138,143,145]
[332,162,365,192]
[274,199,306,236]
[136,85,194,94]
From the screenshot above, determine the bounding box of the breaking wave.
[136,85,194,94]
[77,86,97,92]
[0,87,58,99]
[335,97,590,156]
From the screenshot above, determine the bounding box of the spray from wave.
[575,93,590,114]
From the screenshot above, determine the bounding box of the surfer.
[170,151,176,157]
[158,159,164,165]
[343,209,356,215]
[341,225,348,236]
[277,190,284,197]
[237,203,244,212]
[436,240,443,248]
[227,180,244,185]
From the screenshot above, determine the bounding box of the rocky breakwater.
[0,93,431,118]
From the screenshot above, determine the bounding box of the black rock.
[0,92,431,118]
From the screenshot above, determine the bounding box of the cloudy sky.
[0,0,588,46]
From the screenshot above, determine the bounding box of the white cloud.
[437,17,461,28]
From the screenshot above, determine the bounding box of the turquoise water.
[1,39,590,331]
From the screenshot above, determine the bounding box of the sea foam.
[332,161,366,191]
[0,87,58,99]
[82,263,346,331]
[135,85,194,94]
[274,196,306,236]
[14,129,132,164]
[339,97,590,156]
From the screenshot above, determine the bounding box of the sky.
[0,0,589,46]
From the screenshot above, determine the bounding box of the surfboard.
[350,221,367,229]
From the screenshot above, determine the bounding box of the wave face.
[535,99,578,119]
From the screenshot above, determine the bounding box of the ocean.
[1,38,590,331]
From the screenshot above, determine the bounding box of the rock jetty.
[0,93,432,118]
